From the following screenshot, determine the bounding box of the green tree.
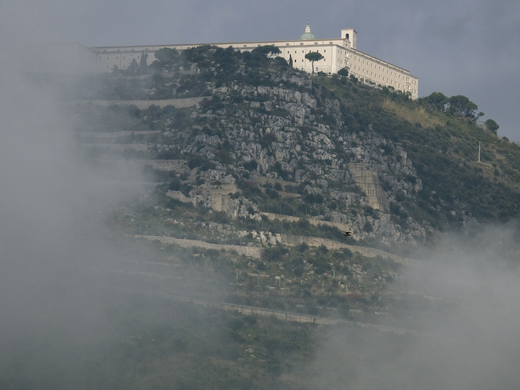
[484,119,499,134]
[289,54,293,67]
[252,45,281,58]
[153,48,179,70]
[447,95,478,119]
[155,47,178,62]
[139,51,148,68]
[419,92,448,111]
[128,58,139,71]
[337,67,349,77]
[305,52,324,74]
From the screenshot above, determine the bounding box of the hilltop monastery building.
[35,23,419,99]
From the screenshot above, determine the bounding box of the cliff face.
[176,79,429,246]
[70,45,520,252]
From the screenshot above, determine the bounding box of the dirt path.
[132,234,415,265]
[143,290,413,334]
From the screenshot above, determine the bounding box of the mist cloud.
[1,1,519,386]
[0,25,151,386]
[308,225,520,390]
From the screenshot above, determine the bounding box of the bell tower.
[340,28,357,49]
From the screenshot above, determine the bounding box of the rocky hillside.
[14,44,520,390]
[68,45,520,256]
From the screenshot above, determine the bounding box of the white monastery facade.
[33,23,419,99]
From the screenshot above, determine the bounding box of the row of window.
[352,72,418,94]
[285,49,327,54]
[100,55,140,61]
[102,49,140,53]
[351,61,417,83]
[240,41,336,48]
[291,59,330,66]
[353,56,412,78]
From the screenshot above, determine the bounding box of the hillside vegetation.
[22,45,520,389]
[319,75,520,225]
[71,45,520,244]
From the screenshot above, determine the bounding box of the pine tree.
[128,58,139,72]
[139,52,148,68]
[305,52,324,74]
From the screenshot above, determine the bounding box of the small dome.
[299,22,316,40]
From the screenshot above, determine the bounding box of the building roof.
[299,22,316,40]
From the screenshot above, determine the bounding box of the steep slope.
[62,44,520,324]
[19,44,520,390]
[71,45,520,256]
[319,76,520,228]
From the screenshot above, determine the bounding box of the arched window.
[346,33,349,39]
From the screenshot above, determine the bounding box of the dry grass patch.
[382,99,445,129]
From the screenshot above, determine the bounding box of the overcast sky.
[2,0,520,141]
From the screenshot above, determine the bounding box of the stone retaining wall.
[348,163,390,213]
[72,97,207,109]
[280,233,414,265]
[165,294,409,334]
[261,212,351,233]
[94,159,187,173]
[132,159,187,173]
[166,191,195,205]
[134,235,263,258]
[256,176,297,190]
[133,233,413,265]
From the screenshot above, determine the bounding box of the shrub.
[308,256,331,274]
[262,246,289,262]
[188,155,205,169]
[169,179,181,191]
[243,160,258,171]
[290,258,304,277]
[227,318,245,331]
[337,67,349,77]
[304,193,324,204]
[266,188,280,200]
[298,242,309,252]
[317,244,328,254]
